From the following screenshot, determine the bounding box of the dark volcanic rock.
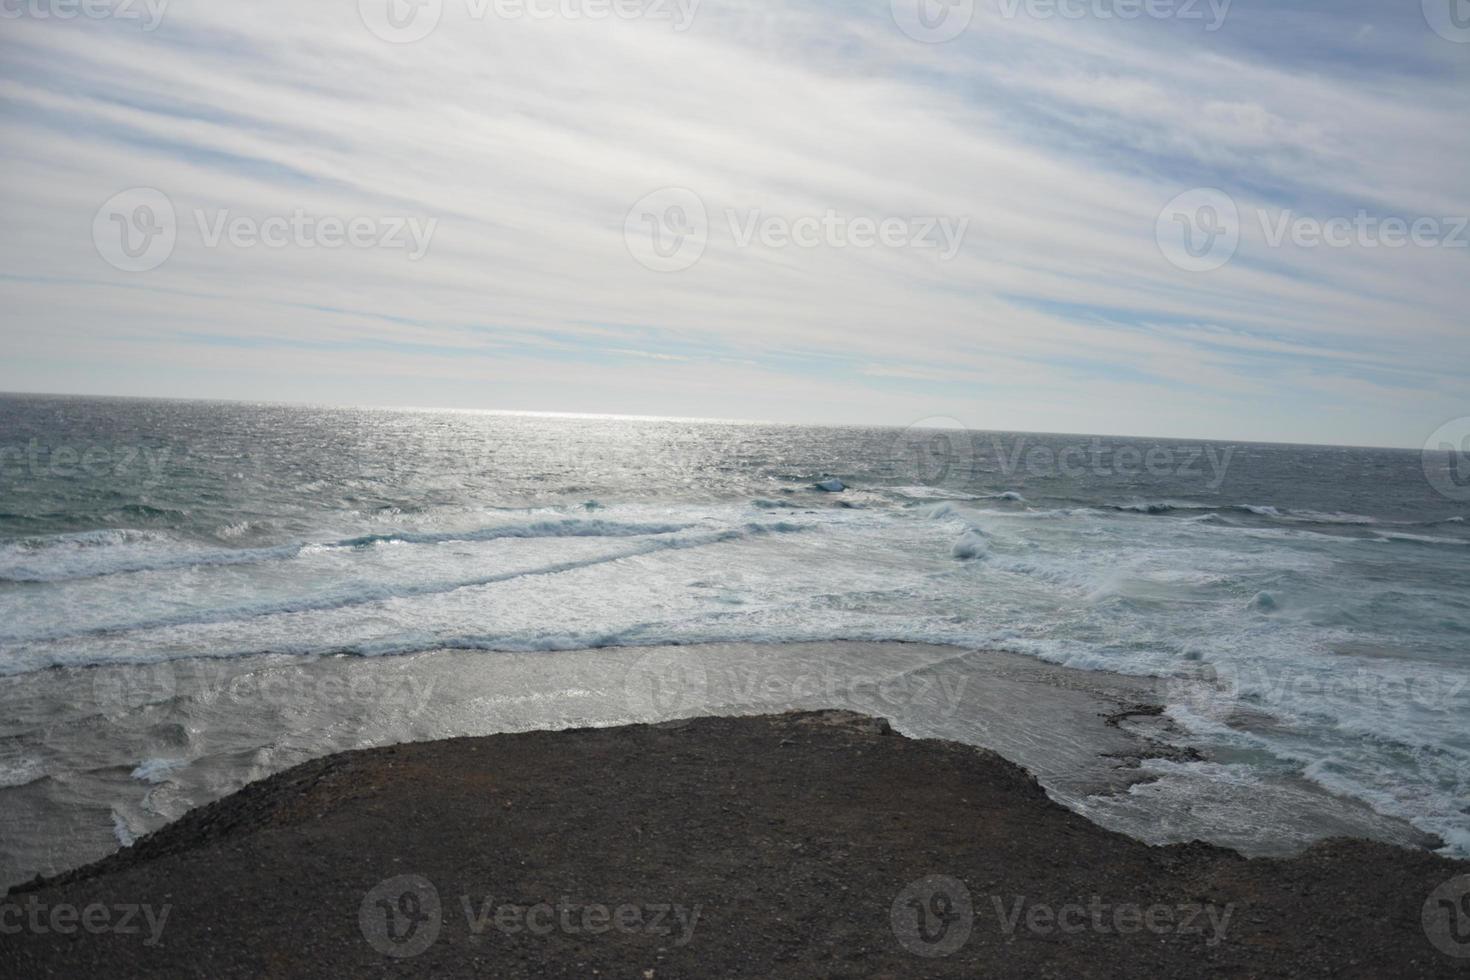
[3,710,1466,978]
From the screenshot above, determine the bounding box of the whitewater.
[1,394,1467,886]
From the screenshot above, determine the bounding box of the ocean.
[1,393,1467,886]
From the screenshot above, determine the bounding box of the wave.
[0,519,693,584]
[1110,501,1284,519]
[3,521,809,655]
[131,758,188,784]
[111,810,136,848]
[1108,500,1215,515]
[951,528,988,560]
[1107,501,1467,531]
[1370,531,1470,547]
[0,757,46,790]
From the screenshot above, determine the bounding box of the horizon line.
[0,387,1430,454]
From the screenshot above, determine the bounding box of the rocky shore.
[3,710,1467,978]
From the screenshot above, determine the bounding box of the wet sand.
[4,710,1467,978]
[0,641,1435,891]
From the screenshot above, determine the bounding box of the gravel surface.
[3,710,1467,978]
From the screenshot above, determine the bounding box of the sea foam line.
[0,518,692,584]
[0,522,808,657]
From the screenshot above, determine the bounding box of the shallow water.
[1,394,1467,883]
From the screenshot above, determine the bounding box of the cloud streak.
[0,0,1466,446]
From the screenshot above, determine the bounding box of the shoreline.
[5,710,1467,977]
[0,641,1441,891]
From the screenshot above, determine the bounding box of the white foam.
[3,493,1466,857]
[111,810,136,848]
[951,529,988,560]
[0,757,45,789]
[131,758,188,784]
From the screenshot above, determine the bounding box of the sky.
[1,0,1467,448]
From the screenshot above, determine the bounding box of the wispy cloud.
[0,0,1465,446]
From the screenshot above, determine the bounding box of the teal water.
[1,393,1468,876]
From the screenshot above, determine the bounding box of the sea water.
[1,394,1466,883]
